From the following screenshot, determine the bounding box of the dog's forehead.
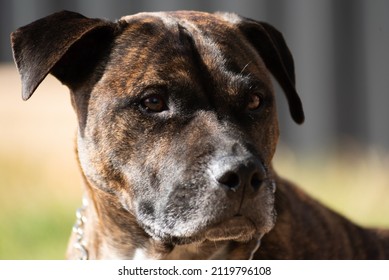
[100,11,272,100]
[117,11,243,55]
[117,10,268,74]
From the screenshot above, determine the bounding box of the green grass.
[0,156,80,259]
[0,205,73,259]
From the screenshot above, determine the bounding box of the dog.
[11,10,389,259]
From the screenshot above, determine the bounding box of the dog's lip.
[146,215,258,245]
[203,215,257,242]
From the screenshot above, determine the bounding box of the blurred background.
[0,0,388,259]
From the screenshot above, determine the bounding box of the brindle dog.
[11,10,389,259]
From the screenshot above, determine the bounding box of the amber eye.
[247,93,262,111]
[140,94,167,113]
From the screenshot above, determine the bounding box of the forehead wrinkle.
[179,19,228,73]
[170,18,236,96]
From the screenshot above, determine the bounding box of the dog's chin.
[144,216,259,246]
[204,216,258,242]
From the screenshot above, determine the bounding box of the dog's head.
[11,11,304,245]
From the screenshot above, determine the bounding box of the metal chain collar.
[72,196,89,260]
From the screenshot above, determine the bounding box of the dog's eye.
[247,93,262,111]
[140,94,167,113]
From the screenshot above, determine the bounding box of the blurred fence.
[1,0,389,154]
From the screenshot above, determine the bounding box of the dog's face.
[79,12,279,243]
[11,11,304,245]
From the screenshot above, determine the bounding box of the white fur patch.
[132,248,152,260]
[215,12,242,24]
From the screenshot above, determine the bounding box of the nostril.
[218,171,240,190]
[250,172,263,190]
[214,159,265,192]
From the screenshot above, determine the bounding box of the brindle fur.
[11,10,389,259]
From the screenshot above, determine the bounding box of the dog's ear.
[11,10,117,100]
[238,19,305,124]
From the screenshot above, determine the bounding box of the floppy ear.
[11,10,117,100]
[238,19,305,124]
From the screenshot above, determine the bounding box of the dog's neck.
[68,188,262,260]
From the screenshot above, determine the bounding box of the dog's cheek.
[76,101,140,194]
[77,134,124,194]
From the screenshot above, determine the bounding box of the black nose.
[217,161,264,191]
